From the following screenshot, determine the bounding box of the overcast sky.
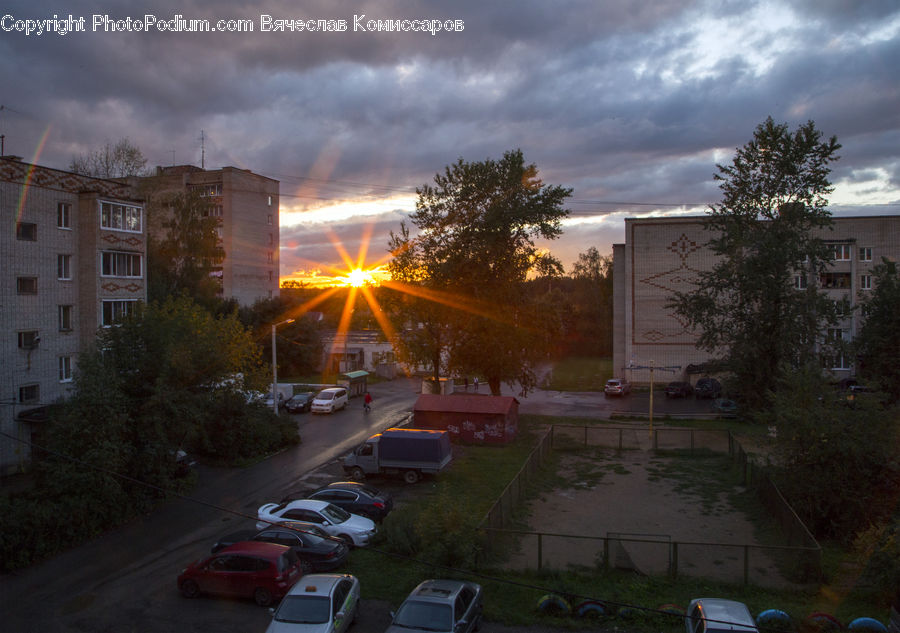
[3,0,898,284]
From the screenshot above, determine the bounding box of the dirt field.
[504,446,794,588]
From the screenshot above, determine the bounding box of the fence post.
[743,545,749,585]
[537,533,543,572]
[671,542,678,579]
[603,537,609,570]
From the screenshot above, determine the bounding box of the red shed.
[412,394,518,444]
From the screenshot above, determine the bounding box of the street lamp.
[272,318,295,413]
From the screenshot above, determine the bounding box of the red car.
[178,541,304,606]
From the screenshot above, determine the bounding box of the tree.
[668,117,842,410]
[69,137,148,178]
[388,149,571,395]
[854,258,900,403]
[146,189,225,306]
[569,247,614,356]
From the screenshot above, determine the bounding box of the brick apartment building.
[136,165,280,305]
[1,156,146,475]
[612,214,900,385]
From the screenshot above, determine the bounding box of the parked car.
[285,392,315,414]
[665,381,693,398]
[265,573,360,633]
[300,482,394,522]
[694,377,722,399]
[177,541,305,606]
[604,378,631,397]
[713,398,738,418]
[212,521,350,572]
[263,392,286,410]
[685,598,759,633]
[311,388,349,414]
[386,579,483,633]
[257,499,377,547]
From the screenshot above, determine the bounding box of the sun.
[344,268,373,287]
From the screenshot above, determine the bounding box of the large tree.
[854,258,900,403]
[388,149,571,395]
[569,247,614,356]
[668,117,841,410]
[69,137,149,178]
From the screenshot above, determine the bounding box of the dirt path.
[505,449,793,588]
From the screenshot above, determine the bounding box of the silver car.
[686,598,759,633]
[386,579,483,633]
[265,573,359,633]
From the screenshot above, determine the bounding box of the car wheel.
[403,470,419,484]
[350,467,366,481]
[338,534,354,547]
[254,587,273,607]
[180,579,200,599]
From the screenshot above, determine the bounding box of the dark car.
[385,579,483,633]
[694,377,722,399]
[284,392,315,414]
[300,482,394,522]
[212,521,349,572]
[713,398,738,418]
[178,541,304,606]
[665,381,693,398]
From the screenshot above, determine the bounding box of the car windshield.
[274,595,331,624]
[393,601,452,632]
[318,392,335,400]
[297,531,329,547]
[321,503,351,523]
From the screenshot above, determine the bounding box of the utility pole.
[626,360,679,437]
[199,130,205,169]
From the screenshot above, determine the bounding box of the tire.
[338,534,354,547]
[350,467,366,481]
[180,579,200,599]
[254,587,273,607]
[403,470,419,484]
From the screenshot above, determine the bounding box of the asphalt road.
[0,378,419,633]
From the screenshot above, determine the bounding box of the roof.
[284,573,354,597]
[413,394,519,415]
[341,370,369,379]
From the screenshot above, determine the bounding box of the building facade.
[1,157,146,475]
[138,165,280,305]
[612,214,900,385]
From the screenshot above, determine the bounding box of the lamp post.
[626,360,679,438]
[272,319,295,413]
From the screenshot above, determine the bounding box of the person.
[363,391,373,412]
[473,377,478,392]
[464,377,469,392]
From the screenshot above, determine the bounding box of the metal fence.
[478,423,821,586]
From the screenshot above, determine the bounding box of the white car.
[265,573,360,633]
[257,499,376,547]
[310,388,349,414]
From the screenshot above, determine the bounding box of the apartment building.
[137,165,280,305]
[612,214,900,384]
[1,157,146,475]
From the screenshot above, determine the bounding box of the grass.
[344,415,891,631]
[545,356,613,391]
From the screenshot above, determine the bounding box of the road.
[0,378,419,633]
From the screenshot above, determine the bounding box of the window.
[101,251,142,277]
[793,275,807,290]
[17,277,38,295]
[268,270,273,282]
[203,204,224,217]
[16,222,37,241]
[861,275,872,290]
[267,251,274,263]
[268,233,273,246]
[100,201,142,232]
[267,213,273,225]
[859,247,872,262]
[102,300,138,326]
[822,353,851,370]
[820,272,851,289]
[59,305,73,331]
[194,183,222,197]
[18,384,40,404]
[833,298,851,318]
[828,244,852,261]
[18,331,39,349]
[58,254,72,280]
[58,202,72,229]
[267,195,273,206]
[59,356,73,382]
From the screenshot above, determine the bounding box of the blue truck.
[343,427,452,484]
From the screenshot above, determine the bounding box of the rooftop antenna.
[170,148,176,166]
[199,129,205,169]
[0,105,25,156]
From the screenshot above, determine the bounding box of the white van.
[311,387,349,414]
